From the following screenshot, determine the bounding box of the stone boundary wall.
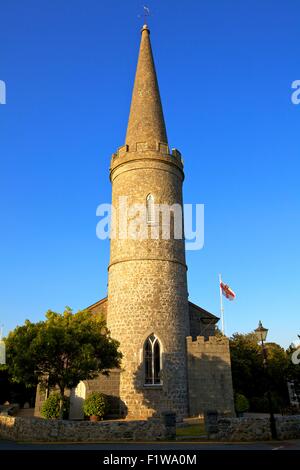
[214,415,300,441]
[0,416,174,442]
[187,336,235,417]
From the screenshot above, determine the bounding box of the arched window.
[146,194,155,225]
[144,334,161,385]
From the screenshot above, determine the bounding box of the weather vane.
[138,5,151,25]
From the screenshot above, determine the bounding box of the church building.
[35,24,235,421]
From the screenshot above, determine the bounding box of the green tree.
[230,332,290,412]
[230,332,265,400]
[286,342,300,404]
[264,342,290,408]
[4,308,122,418]
[286,343,300,379]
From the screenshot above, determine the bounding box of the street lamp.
[254,321,278,440]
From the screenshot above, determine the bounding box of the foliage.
[41,393,69,419]
[230,333,265,399]
[265,343,290,403]
[286,343,300,385]
[4,307,122,418]
[250,396,270,413]
[230,332,290,412]
[0,368,36,407]
[215,326,225,337]
[234,393,249,413]
[83,392,107,418]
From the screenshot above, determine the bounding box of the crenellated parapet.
[186,335,235,417]
[186,335,231,356]
[110,142,184,179]
[186,335,230,346]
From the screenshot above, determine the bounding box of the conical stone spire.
[125,25,168,149]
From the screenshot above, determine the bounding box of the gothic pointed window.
[146,194,155,225]
[144,334,161,385]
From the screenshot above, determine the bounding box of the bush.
[83,392,107,418]
[250,396,269,412]
[250,393,285,413]
[235,393,250,414]
[41,393,69,419]
[269,391,286,413]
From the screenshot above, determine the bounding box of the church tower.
[106,25,190,419]
[34,23,235,422]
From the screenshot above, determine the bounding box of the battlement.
[186,335,229,345]
[186,335,231,356]
[110,142,183,166]
[186,335,235,417]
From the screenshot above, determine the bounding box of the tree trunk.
[59,387,65,420]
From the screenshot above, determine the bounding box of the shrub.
[250,396,269,413]
[251,392,286,413]
[235,393,250,414]
[41,393,69,419]
[83,392,107,418]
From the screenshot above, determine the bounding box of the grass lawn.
[176,422,206,437]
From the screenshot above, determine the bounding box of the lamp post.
[254,321,278,440]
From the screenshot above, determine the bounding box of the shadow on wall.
[131,351,187,420]
[187,352,235,417]
[107,394,128,419]
[35,372,128,420]
[35,347,234,420]
[77,374,129,420]
[129,347,235,419]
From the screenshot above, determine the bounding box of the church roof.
[86,297,219,323]
[188,301,219,324]
[86,297,108,310]
[125,24,168,149]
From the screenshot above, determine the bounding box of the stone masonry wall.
[107,148,190,421]
[187,336,235,417]
[85,370,121,417]
[108,260,189,420]
[34,371,121,418]
[215,415,300,441]
[87,298,108,320]
[0,415,172,442]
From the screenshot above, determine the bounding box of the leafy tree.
[0,368,36,407]
[286,343,300,380]
[264,342,290,407]
[230,332,265,400]
[230,332,290,412]
[4,308,122,418]
[286,342,300,404]
[215,326,225,337]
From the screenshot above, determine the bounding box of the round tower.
[106,25,190,419]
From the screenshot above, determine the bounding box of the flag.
[220,281,236,301]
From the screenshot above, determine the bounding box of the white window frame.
[144,334,162,386]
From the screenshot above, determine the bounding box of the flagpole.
[219,273,225,335]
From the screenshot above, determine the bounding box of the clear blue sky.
[0,0,299,348]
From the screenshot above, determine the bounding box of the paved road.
[0,439,300,450]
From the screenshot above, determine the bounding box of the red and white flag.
[220,281,236,301]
